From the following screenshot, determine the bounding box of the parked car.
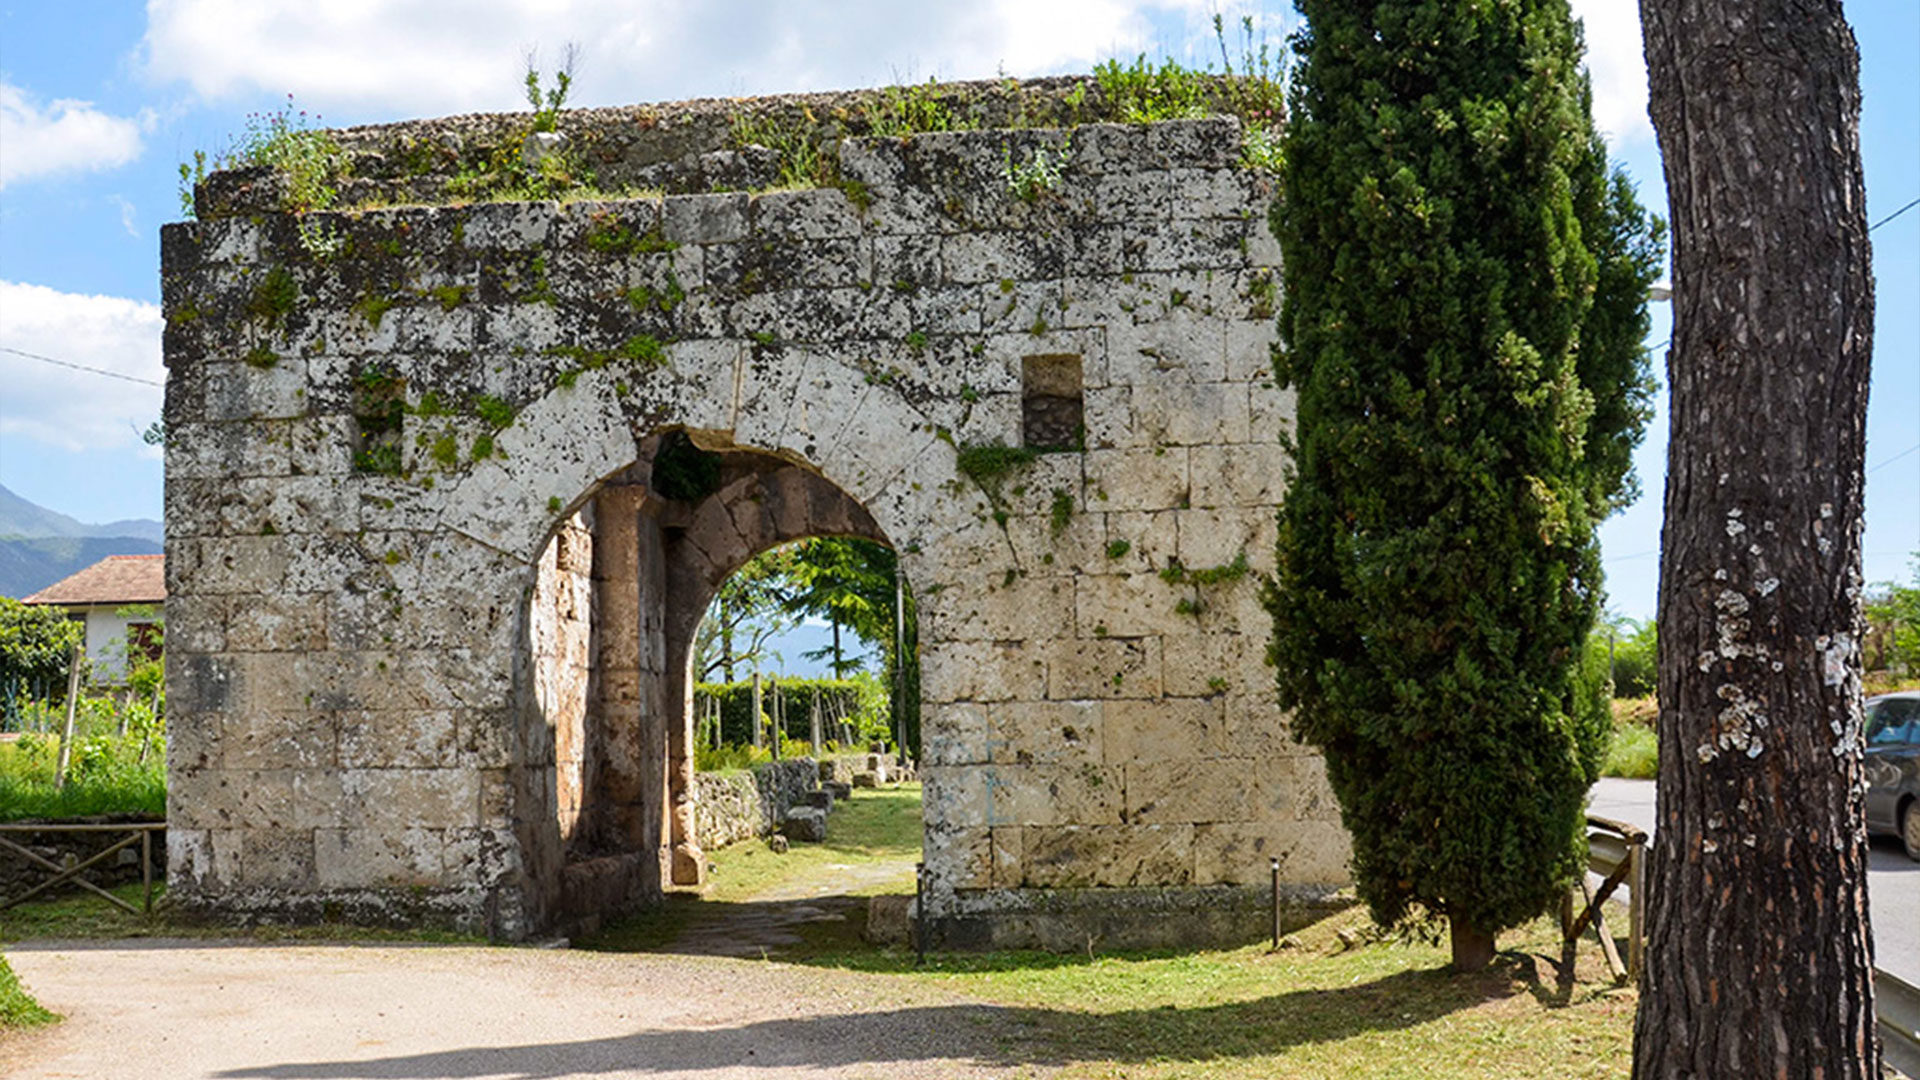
[1864,690,1920,861]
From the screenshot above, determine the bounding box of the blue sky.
[0,1,1914,631]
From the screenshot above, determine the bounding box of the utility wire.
[1869,442,1920,474]
[0,345,162,387]
[1871,195,1920,232]
[1645,191,1917,355]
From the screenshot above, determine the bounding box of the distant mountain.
[0,485,166,598]
[0,484,163,544]
[0,536,165,599]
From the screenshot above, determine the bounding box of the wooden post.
[1628,840,1646,983]
[138,679,161,764]
[53,643,82,790]
[893,569,907,764]
[769,676,782,761]
[751,673,763,750]
[810,687,823,757]
[141,827,153,916]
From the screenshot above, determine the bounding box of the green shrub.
[0,696,167,821]
[1266,0,1663,953]
[692,674,889,752]
[1,598,84,722]
[1606,618,1658,698]
[1603,721,1659,780]
[1867,554,1920,675]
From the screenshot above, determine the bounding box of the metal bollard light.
[1271,856,1282,950]
[914,861,928,966]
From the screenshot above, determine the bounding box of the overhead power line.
[0,345,163,387]
[1645,192,1917,356]
[1869,442,1920,474]
[1870,195,1920,232]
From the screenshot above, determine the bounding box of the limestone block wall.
[161,82,1347,944]
[530,510,592,844]
[691,759,824,852]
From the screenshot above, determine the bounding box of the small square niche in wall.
[1022,354,1083,450]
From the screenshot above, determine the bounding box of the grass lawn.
[582,783,924,953]
[0,734,167,821]
[700,782,923,903]
[0,952,57,1031]
[589,780,1639,1078]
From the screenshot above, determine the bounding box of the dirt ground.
[3,938,1050,1080]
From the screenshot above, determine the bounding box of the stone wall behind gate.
[161,83,1349,945]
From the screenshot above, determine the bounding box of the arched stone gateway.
[160,78,1349,947]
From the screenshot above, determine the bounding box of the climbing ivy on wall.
[1265,0,1663,967]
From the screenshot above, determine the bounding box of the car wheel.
[1905,800,1920,863]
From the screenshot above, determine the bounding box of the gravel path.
[3,938,1050,1080]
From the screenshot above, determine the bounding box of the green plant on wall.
[524,45,577,133]
[350,365,407,475]
[730,112,838,190]
[954,440,1039,525]
[178,96,346,221]
[865,78,980,138]
[1002,138,1070,202]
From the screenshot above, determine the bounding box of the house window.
[1022,354,1083,450]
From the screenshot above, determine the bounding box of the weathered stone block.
[989,763,1123,826]
[1073,572,1181,640]
[1103,697,1226,764]
[987,700,1103,767]
[781,806,827,843]
[1022,824,1193,888]
[663,192,748,245]
[1044,636,1161,701]
[1127,758,1255,825]
[1085,448,1188,512]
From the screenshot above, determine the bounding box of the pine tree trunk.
[1633,2,1877,1076]
[1449,918,1496,974]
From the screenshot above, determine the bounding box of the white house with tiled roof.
[24,555,166,683]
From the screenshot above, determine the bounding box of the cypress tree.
[1267,0,1663,970]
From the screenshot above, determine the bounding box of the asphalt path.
[1589,777,1920,986]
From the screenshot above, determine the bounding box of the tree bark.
[1449,918,1496,974]
[1633,2,1877,1077]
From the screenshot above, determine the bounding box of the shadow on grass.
[208,965,1511,1079]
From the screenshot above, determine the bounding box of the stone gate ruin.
[160,77,1348,947]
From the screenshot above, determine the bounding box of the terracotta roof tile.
[23,554,166,607]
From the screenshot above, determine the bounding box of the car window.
[1868,699,1919,745]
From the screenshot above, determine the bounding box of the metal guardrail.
[1881,967,1920,1079]
[0,821,165,915]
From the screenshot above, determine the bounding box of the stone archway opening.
[521,429,912,934]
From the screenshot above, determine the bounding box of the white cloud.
[0,83,149,189]
[1569,0,1653,146]
[0,282,165,457]
[110,195,141,238]
[139,0,1207,118]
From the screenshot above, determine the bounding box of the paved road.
[4,940,1045,1080]
[1589,778,1920,985]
